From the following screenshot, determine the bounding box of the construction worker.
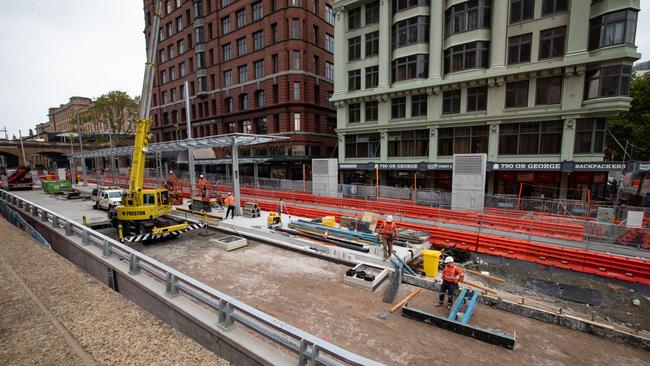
[224,192,236,219]
[196,174,210,199]
[165,170,177,191]
[438,256,464,310]
[377,215,398,260]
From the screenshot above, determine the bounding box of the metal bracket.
[217,299,234,331]
[31,206,38,216]
[82,230,90,245]
[298,340,320,366]
[165,273,178,297]
[101,239,111,257]
[41,210,48,222]
[65,222,73,236]
[129,253,141,275]
[51,216,59,229]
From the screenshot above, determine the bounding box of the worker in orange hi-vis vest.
[377,215,398,260]
[196,174,211,199]
[437,256,465,310]
[224,192,236,219]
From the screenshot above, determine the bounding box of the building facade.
[332,0,640,199]
[47,97,93,134]
[144,0,338,179]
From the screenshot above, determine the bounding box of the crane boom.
[139,0,162,120]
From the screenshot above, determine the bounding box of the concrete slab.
[212,235,248,251]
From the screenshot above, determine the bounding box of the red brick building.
[143,0,337,179]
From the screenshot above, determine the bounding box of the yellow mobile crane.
[110,0,203,243]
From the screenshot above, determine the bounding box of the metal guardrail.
[0,199,52,250]
[0,189,383,366]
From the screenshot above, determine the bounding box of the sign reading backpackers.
[573,162,626,171]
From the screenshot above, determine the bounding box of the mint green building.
[331,0,640,199]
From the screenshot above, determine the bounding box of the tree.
[607,73,650,161]
[82,90,139,135]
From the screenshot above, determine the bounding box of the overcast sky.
[1,0,650,138]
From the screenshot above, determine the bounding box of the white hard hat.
[169,170,174,174]
[444,256,454,264]
[386,215,393,222]
[200,174,204,178]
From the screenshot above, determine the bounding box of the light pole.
[18,130,28,167]
[76,114,88,186]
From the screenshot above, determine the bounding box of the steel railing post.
[102,239,111,257]
[65,222,73,236]
[166,273,178,297]
[82,229,90,245]
[129,253,140,275]
[41,210,47,222]
[217,299,234,331]
[52,216,59,229]
[31,206,38,216]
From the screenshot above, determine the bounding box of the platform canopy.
[193,157,272,165]
[68,133,288,159]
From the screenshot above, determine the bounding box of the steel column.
[231,140,241,215]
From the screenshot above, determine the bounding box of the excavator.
[108,0,204,243]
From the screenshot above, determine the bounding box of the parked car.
[93,189,123,210]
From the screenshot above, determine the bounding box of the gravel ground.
[0,218,228,366]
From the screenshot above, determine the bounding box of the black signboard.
[633,161,650,172]
[573,162,626,171]
[487,162,562,172]
[338,162,453,171]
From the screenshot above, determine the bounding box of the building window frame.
[535,76,562,105]
[505,80,529,108]
[411,94,428,117]
[442,90,461,114]
[539,27,566,60]
[348,69,361,91]
[584,64,632,99]
[508,33,532,65]
[348,103,361,123]
[391,97,407,119]
[387,129,429,157]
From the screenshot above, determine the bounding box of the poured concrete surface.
[12,189,650,365]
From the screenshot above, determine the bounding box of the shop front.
[338,162,453,190]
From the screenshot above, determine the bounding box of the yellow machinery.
[110,118,190,240]
[267,212,282,228]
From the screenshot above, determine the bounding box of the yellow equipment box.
[422,250,442,278]
[322,216,336,227]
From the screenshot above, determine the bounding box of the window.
[237,37,247,55]
[272,84,279,103]
[326,62,335,80]
[293,81,301,100]
[325,34,335,53]
[169,66,176,81]
[224,70,232,87]
[388,130,429,157]
[167,22,173,37]
[224,97,233,113]
[445,0,491,37]
[168,45,175,59]
[179,62,186,77]
[539,27,566,59]
[166,1,172,14]
[499,122,563,154]
[272,54,279,73]
[194,0,203,17]
[196,52,205,68]
[236,9,246,28]
[159,49,165,63]
[325,5,335,25]
[584,65,632,99]
[366,1,379,24]
[238,65,248,83]
[392,16,429,49]
[271,0,277,11]
[252,1,263,21]
[271,23,278,43]
[508,33,532,65]
[223,43,232,61]
[294,113,301,131]
[348,37,361,61]
[467,86,487,111]
[542,0,567,16]
[575,119,606,154]
[313,55,320,74]
[291,0,302,7]
[366,66,379,88]
[292,51,301,69]
[348,7,361,30]
[255,90,265,107]
[443,41,489,73]
[392,54,428,82]
[348,103,361,123]
[254,60,264,79]
[365,31,379,57]
[160,70,167,84]
[256,117,268,134]
[348,70,361,91]
[178,39,185,54]
[391,97,406,119]
[292,19,301,39]
[313,25,319,45]
[411,95,427,117]
[536,76,562,105]
[253,31,264,50]
[170,88,177,101]
[589,9,638,50]
[161,91,167,104]
[392,0,429,14]
[510,0,534,23]
[505,80,529,108]
[442,90,461,114]
[345,133,380,158]
[198,76,207,92]
[241,120,252,133]
[227,121,237,133]
[222,16,231,34]
[365,101,378,121]
[176,16,184,32]
[240,94,249,110]
[438,126,489,156]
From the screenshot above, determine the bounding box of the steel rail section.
[0,189,382,366]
